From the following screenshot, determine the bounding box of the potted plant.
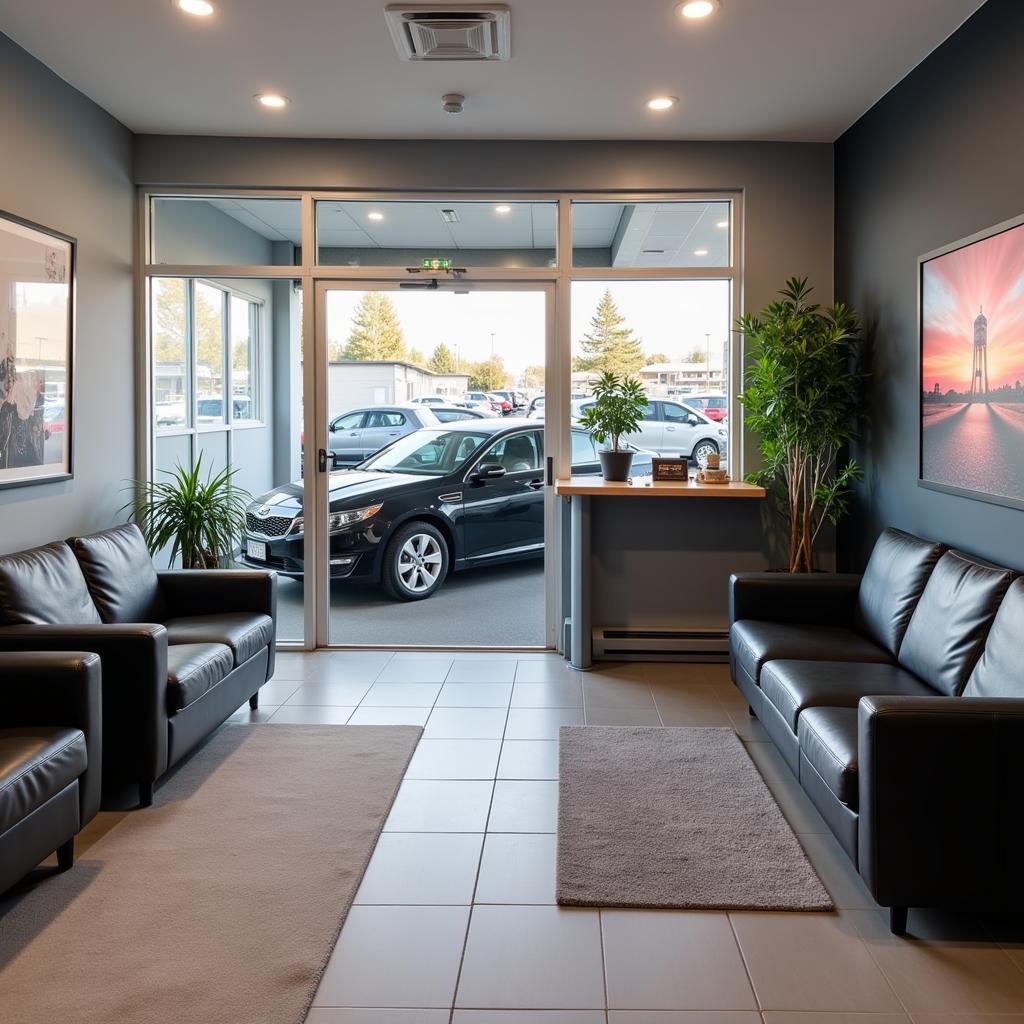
[577,371,649,482]
[124,454,251,568]
[738,277,866,572]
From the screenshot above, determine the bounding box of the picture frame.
[918,211,1024,511]
[0,210,76,490]
[652,456,689,482]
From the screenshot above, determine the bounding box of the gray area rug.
[557,726,833,911]
[0,724,421,1024]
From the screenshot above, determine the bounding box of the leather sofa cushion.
[762,660,935,733]
[798,707,859,810]
[857,528,945,656]
[166,643,234,714]
[730,620,892,687]
[965,577,1024,698]
[898,550,1015,696]
[164,613,274,667]
[0,542,101,626]
[69,524,166,624]
[0,727,87,834]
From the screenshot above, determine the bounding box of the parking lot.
[276,560,546,647]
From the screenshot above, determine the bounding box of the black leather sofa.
[730,527,1023,934]
[0,525,277,807]
[1,651,101,894]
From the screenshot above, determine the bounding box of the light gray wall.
[0,33,134,554]
[151,199,274,265]
[835,0,1024,571]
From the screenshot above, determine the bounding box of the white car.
[410,395,449,407]
[462,392,502,417]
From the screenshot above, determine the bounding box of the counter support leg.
[570,494,592,670]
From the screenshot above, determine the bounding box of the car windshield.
[361,428,490,476]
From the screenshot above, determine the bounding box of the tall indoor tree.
[738,277,866,573]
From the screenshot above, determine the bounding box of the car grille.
[246,512,294,538]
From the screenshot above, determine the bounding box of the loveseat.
[730,527,1023,934]
[1,651,101,894]
[0,525,277,806]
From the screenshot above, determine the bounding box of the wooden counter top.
[554,477,766,498]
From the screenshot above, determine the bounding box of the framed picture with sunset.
[919,213,1024,510]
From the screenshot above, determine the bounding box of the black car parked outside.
[240,419,651,600]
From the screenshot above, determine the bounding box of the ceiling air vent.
[384,3,511,61]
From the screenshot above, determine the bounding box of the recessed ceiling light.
[646,96,678,112]
[676,0,719,19]
[367,211,385,222]
[716,219,729,228]
[494,204,512,215]
[175,0,215,16]
[694,248,709,256]
[256,93,289,109]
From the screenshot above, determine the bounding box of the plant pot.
[598,449,634,482]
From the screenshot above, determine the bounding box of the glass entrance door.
[311,280,556,649]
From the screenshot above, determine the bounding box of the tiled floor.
[224,650,1024,1024]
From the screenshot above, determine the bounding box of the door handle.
[387,431,400,436]
[666,426,676,432]
[527,479,544,490]
[317,448,329,473]
[349,431,359,436]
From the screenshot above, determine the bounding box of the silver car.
[325,404,440,466]
[573,397,728,465]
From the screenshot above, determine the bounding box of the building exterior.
[639,362,726,396]
[327,360,470,415]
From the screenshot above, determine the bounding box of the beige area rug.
[0,724,421,1024]
[556,726,833,911]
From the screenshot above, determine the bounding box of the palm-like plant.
[738,277,866,573]
[577,372,648,452]
[124,455,251,569]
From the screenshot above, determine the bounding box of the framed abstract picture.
[0,211,75,489]
[919,212,1024,510]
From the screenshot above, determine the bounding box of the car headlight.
[329,503,383,533]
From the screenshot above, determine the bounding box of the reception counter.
[555,476,767,669]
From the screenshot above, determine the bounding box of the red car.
[686,394,728,422]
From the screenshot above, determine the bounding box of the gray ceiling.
[0,0,985,142]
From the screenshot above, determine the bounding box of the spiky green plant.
[577,371,649,452]
[123,455,251,569]
[738,277,867,573]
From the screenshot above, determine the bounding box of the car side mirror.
[472,462,507,481]
[687,415,699,426]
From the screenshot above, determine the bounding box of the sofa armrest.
[158,569,277,620]
[0,651,103,824]
[729,572,862,627]
[0,624,169,788]
[858,695,1024,910]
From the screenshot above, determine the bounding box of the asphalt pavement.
[275,559,546,646]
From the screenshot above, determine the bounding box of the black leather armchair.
[0,525,277,807]
[0,651,101,894]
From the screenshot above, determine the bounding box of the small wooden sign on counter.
[652,457,690,482]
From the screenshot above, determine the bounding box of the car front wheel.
[383,522,449,601]
[690,438,719,467]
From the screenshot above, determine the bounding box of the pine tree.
[407,347,427,367]
[342,292,406,361]
[578,289,645,376]
[429,343,457,373]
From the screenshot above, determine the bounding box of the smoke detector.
[442,93,465,114]
[385,4,511,61]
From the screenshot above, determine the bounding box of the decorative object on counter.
[706,451,721,470]
[0,211,75,490]
[576,371,649,481]
[738,277,866,572]
[652,456,689,482]
[919,213,1024,510]
[697,466,730,484]
[123,454,251,568]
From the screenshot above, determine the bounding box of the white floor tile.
[515,661,583,683]
[511,682,584,708]
[355,833,484,905]
[447,660,518,683]
[307,1010,449,1024]
[475,833,557,904]
[406,739,502,780]
[266,706,355,724]
[285,679,373,706]
[435,682,514,708]
[497,739,560,780]
[487,780,559,832]
[347,706,431,726]
[377,659,454,683]
[315,905,469,1008]
[424,707,509,739]
[505,707,584,739]
[456,906,605,1009]
[361,682,443,707]
[456,1013,605,1023]
[384,780,494,833]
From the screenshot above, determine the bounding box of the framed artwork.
[0,211,75,489]
[919,212,1024,510]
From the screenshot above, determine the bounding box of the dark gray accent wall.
[835,0,1024,570]
[0,34,134,554]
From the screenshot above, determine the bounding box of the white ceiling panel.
[0,0,985,142]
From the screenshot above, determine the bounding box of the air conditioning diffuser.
[385,3,511,61]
